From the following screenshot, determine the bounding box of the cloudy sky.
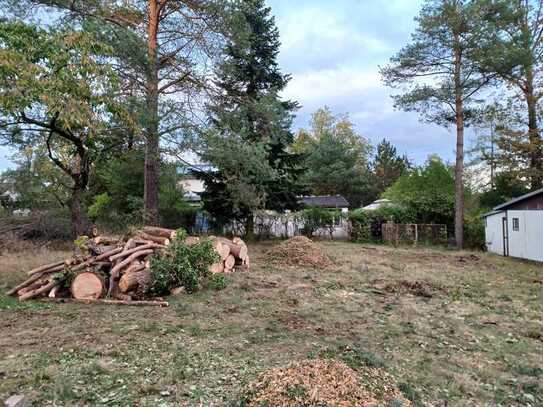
[0,0,464,171]
[269,0,461,164]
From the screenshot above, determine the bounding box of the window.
[512,218,520,231]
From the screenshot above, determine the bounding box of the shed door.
[502,217,509,257]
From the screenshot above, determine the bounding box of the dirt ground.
[1,241,542,406]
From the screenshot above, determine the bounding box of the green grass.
[1,242,542,405]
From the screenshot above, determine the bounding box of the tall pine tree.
[200,0,305,238]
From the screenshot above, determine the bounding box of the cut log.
[212,239,230,260]
[108,249,154,297]
[218,238,248,261]
[143,226,176,239]
[110,249,154,275]
[43,298,169,307]
[19,280,58,301]
[136,231,170,246]
[70,272,104,300]
[224,254,235,270]
[27,260,65,276]
[232,237,246,247]
[124,262,146,275]
[109,243,163,262]
[185,236,200,246]
[48,285,61,298]
[119,270,151,293]
[17,279,48,296]
[7,271,48,296]
[209,262,224,274]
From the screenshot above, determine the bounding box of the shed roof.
[299,195,350,208]
[493,187,543,211]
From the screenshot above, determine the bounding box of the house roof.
[299,195,350,208]
[493,187,543,211]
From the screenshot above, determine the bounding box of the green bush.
[348,205,414,242]
[299,207,343,238]
[464,213,486,250]
[149,229,219,294]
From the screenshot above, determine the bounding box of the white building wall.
[485,212,505,256]
[507,210,543,262]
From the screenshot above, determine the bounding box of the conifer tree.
[201,0,305,237]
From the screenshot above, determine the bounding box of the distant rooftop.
[299,195,350,208]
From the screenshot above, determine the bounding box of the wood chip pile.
[6,227,250,305]
[243,359,410,406]
[265,236,332,268]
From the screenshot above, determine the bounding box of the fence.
[381,222,447,246]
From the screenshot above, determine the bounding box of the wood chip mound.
[266,236,332,268]
[243,359,379,406]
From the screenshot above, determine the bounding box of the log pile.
[6,227,250,305]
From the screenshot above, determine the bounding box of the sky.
[269,0,461,164]
[0,0,464,171]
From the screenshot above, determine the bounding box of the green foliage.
[348,206,414,242]
[201,0,306,231]
[149,229,219,295]
[207,274,231,291]
[299,207,342,238]
[479,172,529,210]
[383,157,455,227]
[464,212,486,250]
[87,193,111,221]
[294,107,373,207]
[372,139,411,197]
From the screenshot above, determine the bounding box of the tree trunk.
[525,68,542,189]
[71,176,84,238]
[453,36,464,250]
[144,0,160,226]
[245,213,255,241]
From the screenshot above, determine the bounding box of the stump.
[71,272,104,300]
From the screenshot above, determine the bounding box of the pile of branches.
[7,227,250,306]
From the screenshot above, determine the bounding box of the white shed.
[483,187,543,262]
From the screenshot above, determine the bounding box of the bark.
[144,0,160,226]
[70,176,85,238]
[119,270,151,293]
[525,67,543,189]
[453,34,464,250]
[245,214,255,241]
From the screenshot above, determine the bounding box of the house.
[177,164,213,204]
[483,187,543,262]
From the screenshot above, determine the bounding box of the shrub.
[348,205,414,242]
[149,229,219,294]
[299,207,343,238]
[464,213,486,250]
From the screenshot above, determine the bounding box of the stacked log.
[209,237,250,274]
[7,228,250,305]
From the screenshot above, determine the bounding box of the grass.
[1,241,542,406]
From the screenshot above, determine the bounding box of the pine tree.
[373,139,411,196]
[381,0,489,249]
[201,0,305,237]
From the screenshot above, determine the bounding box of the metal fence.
[381,222,447,246]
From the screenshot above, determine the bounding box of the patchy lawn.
[1,242,542,406]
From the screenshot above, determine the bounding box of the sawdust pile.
[243,359,410,406]
[266,236,332,268]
